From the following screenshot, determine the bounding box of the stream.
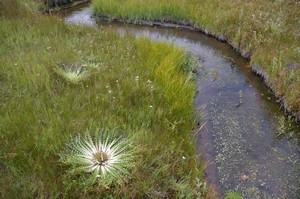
[61,7,300,199]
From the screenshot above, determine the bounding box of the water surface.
[62,7,300,198]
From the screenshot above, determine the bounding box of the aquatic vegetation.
[225,191,243,199]
[62,128,136,187]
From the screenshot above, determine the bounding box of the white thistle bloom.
[64,129,135,186]
[63,67,88,83]
[55,64,89,84]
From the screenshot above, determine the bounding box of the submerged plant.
[62,128,136,187]
[225,191,243,199]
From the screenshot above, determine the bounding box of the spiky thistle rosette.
[63,128,136,186]
[54,63,90,84]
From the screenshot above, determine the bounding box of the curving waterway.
[61,7,300,198]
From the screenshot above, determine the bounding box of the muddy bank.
[92,14,300,123]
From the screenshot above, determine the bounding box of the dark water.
[61,7,300,199]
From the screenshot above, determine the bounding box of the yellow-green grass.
[0,1,206,198]
[92,0,300,117]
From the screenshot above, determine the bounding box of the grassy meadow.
[0,0,207,198]
[92,0,300,117]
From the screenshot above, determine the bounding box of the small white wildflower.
[46,46,51,50]
[108,90,112,94]
[116,80,119,83]
[147,80,152,84]
[14,63,17,66]
[182,156,186,160]
[106,85,109,89]
[149,105,153,108]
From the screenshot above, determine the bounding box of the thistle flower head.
[62,128,136,187]
[55,63,89,84]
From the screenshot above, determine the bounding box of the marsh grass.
[0,0,205,197]
[92,0,300,114]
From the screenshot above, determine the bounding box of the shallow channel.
[61,7,300,198]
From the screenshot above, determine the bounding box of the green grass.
[225,191,243,199]
[0,1,206,198]
[92,0,300,116]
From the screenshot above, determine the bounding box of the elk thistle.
[62,128,136,187]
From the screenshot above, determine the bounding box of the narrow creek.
[61,7,300,198]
